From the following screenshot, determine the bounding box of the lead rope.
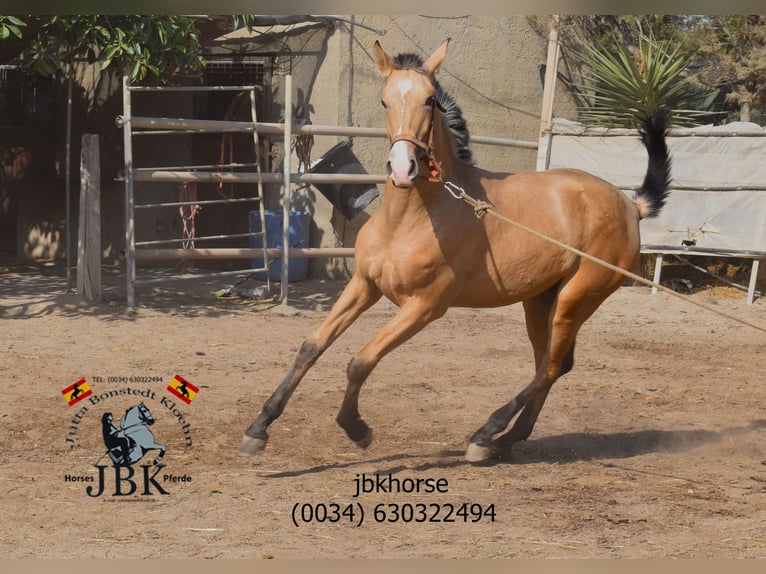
[441,180,766,335]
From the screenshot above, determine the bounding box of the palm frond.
[574,36,718,127]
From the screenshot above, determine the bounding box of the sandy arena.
[1,259,766,558]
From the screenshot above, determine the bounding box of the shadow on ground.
[258,420,766,478]
[0,256,346,321]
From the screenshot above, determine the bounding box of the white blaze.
[386,78,418,186]
[395,79,412,135]
[397,79,413,101]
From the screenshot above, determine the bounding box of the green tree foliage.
[0,15,25,40]
[19,15,205,83]
[685,15,766,123]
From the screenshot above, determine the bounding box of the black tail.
[636,106,672,219]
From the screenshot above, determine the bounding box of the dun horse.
[240,39,671,462]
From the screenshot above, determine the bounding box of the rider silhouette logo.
[62,378,93,406]
[100,403,166,467]
[166,374,198,405]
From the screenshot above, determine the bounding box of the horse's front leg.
[337,299,446,448]
[240,274,382,456]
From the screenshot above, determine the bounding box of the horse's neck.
[431,112,468,185]
[382,181,435,225]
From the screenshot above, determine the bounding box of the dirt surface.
[2,259,766,558]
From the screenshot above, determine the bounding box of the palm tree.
[576,36,717,127]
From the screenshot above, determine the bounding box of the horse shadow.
[262,420,766,478]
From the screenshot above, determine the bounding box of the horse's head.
[374,39,450,188]
[122,403,154,428]
[135,402,155,426]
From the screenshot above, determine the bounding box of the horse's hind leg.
[490,344,575,456]
[467,267,623,462]
[490,288,575,454]
[240,274,382,456]
[336,299,446,447]
[152,444,167,465]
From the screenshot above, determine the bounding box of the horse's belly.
[451,273,560,308]
[450,249,574,308]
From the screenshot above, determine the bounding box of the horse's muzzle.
[387,139,422,187]
[387,157,418,188]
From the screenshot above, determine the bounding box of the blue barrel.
[248,210,310,281]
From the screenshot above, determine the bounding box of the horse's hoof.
[239,434,267,456]
[354,427,373,449]
[465,442,491,463]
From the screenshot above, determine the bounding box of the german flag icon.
[62,378,92,406]
[167,375,199,405]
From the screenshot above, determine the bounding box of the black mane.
[392,52,426,71]
[391,52,475,165]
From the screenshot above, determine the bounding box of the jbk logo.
[63,378,196,499]
[89,403,170,497]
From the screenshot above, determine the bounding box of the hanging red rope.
[178,181,200,249]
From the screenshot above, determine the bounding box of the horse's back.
[484,167,640,245]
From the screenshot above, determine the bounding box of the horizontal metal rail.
[137,174,766,192]
[121,116,538,149]
[135,232,261,247]
[134,247,355,260]
[133,171,386,185]
[135,197,262,209]
[641,244,766,258]
[555,129,766,138]
[134,162,262,171]
[472,134,539,149]
[125,116,385,137]
[128,85,262,92]
[618,184,766,192]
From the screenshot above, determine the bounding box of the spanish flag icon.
[167,374,199,405]
[62,378,92,406]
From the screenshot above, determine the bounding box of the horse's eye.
[381,99,387,109]
[425,96,436,107]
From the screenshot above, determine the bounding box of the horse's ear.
[373,40,393,78]
[423,38,450,77]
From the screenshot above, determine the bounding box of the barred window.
[199,56,272,122]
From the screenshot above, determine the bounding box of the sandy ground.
[1,258,766,558]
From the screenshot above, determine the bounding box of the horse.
[102,403,166,466]
[240,39,672,463]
